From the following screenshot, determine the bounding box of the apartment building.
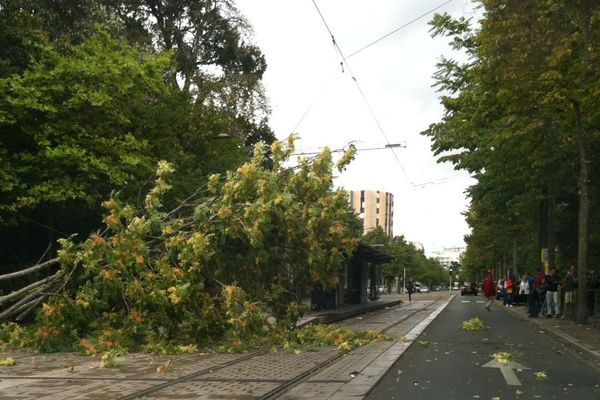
[348,190,394,236]
[432,247,465,269]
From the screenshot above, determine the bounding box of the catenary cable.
[311,0,416,186]
[346,0,455,59]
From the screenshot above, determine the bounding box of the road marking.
[482,360,530,386]
[461,300,470,303]
[330,298,453,399]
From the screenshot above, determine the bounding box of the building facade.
[348,190,394,236]
[432,247,465,269]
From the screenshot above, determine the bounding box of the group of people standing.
[482,265,596,318]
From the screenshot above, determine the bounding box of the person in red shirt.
[483,273,496,311]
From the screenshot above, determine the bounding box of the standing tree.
[425,1,600,323]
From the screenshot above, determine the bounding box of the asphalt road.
[365,294,600,400]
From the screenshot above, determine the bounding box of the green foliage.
[0,323,29,351]
[425,2,600,276]
[0,357,17,366]
[0,28,170,213]
[100,348,126,368]
[462,316,486,331]
[0,1,274,271]
[362,227,447,287]
[10,137,360,352]
[284,324,388,352]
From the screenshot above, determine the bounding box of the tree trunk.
[547,195,556,270]
[538,196,548,271]
[574,101,588,325]
[512,238,518,278]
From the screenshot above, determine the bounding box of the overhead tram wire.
[311,0,415,187]
[291,142,405,156]
[411,172,473,189]
[346,0,455,59]
[291,67,339,134]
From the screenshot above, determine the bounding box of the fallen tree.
[0,137,362,353]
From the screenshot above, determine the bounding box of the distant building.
[432,247,465,269]
[348,190,394,236]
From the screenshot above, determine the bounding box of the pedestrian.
[406,279,414,302]
[587,269,600,317]
[498,277,507,306]
[544,268,560,318]
[527,273,537,317]
[483,273,495,311]
[535,268,546,316]
[505,275,514,307]
[519,274,530,305]
[311,283,324,311]
[561,265,577,319]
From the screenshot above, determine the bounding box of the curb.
[329,296,453,399]
[503,306,600,365]
[298,299,404,327]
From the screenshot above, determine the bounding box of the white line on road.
[482,360,530,386]
[330,298,453,399]
[500,366,521,386]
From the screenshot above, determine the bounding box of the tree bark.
[0,282,55,321]
[0,271,61,306]
[547,195,556,270]
[0,258,58,282]
[574,101,588,325]
[512,238,518,278]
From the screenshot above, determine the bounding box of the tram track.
[258,298,446,400]
[114,298,447,400]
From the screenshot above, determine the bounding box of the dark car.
[461,282,478,296]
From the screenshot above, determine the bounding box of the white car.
[420,286,430,293]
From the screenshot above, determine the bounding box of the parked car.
[420,286,430,293]
[461,282,478,296]
[414,282,422,293]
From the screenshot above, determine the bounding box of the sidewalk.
[297,293,404,326]
[501,301,600,367]
[0,293,434,400]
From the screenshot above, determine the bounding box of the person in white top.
[519,275,530,296]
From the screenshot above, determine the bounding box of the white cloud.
[236,0,478,255]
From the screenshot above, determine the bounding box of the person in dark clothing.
[483,273,496,311]
[311,283,324,311]
[527,274,537,317]
[561,265,577,319]
[544,268,560,318]
[406,279,414,302]
[587,270,600,316]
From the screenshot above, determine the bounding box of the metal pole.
[403,267,406,294]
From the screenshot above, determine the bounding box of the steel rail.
[116,298,445,400]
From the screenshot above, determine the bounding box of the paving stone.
[7,295,574,399]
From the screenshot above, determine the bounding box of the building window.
[360,191,365,213]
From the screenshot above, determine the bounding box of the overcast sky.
[235,0,479,255]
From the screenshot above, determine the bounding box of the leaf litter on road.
[492,352,514,363]
[534,370,548,380]
[462,316,486,331]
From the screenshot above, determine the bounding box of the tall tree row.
[362,227,448,290]
[425,0,600,323]
[0,0,275,271]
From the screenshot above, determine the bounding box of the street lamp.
[212,133,232,140]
